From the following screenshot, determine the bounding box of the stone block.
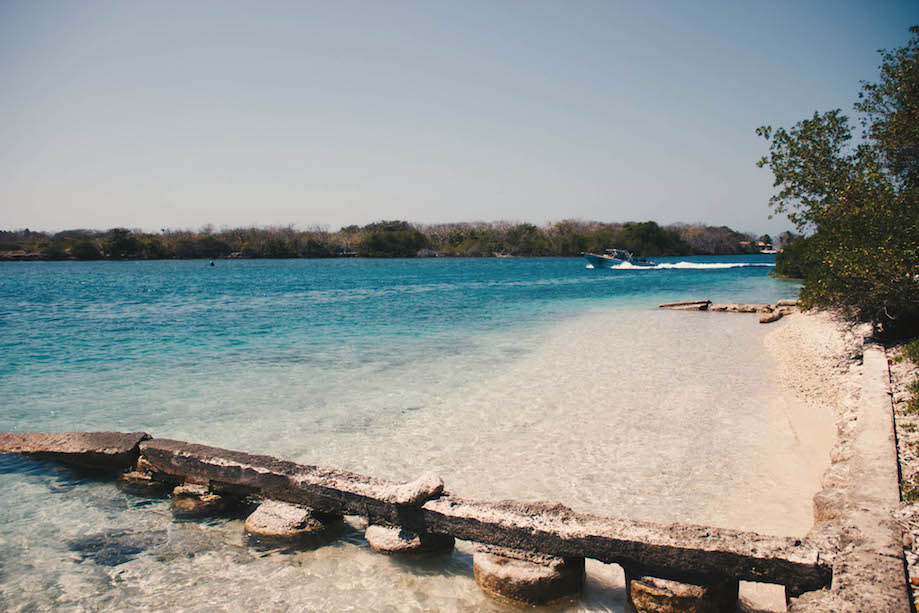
[382,471,444,505]
[365,524,454,555]
[245,499,342,549]
[171,483,226,518]
[813,488,846,522]
[117,470,170,497]
[820,464,851,489]
[760,310,785,324]
[473,545,584,605]
[627,572,738,613]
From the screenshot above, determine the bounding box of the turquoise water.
[0,255,804,611]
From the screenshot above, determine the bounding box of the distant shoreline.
[1,220,780,261]
[0,252,779,263]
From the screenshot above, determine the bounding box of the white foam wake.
[608,261,774,270]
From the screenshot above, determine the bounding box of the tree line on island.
[0,220,776,261]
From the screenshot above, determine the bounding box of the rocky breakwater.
[659,299,799,323]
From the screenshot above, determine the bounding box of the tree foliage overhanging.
[758,27,919,338]
[0,219,768,261]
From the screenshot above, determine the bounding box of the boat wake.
[587,262,774,270]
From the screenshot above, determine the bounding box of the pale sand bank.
[763,309,870,497]
[734,311,867,613]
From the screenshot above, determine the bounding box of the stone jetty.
[0,431,833,609]
[659,299,799,323]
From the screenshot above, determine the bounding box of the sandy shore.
[763,310,872,493]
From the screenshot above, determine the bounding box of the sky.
[1,1,917,236]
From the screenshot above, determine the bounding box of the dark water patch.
[68,529,168,566]
[0,455,115,492]
[0,453,59,476]
[389,546,474,578]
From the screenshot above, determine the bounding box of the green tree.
[617,221,690,257]
[38,239,67,260]
[856,27,919,189]
[357,221,429,257]
[71,240,103,260]
[758,28,919,337]
[103,228,143,259]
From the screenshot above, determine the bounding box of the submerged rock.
[171,483,226,518]
[68,529,167,566]
[117,470,170,497]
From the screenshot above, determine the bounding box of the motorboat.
[581,248,656,268]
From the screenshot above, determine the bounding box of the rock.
[245,500,342,549]
[776,299,799,307]
[117,470,170,497]
[364,524,454,555]
[383,471,444,506]
[136,457,157,473]
[830,443,854,464]
[760,310,785,324]
[627,572,738,613]
[171,483,226,518]
[821,464,851,489]
[0,432,150,470]
[473,545,585,605]
[813,488,846,522]
[713,304,773,313]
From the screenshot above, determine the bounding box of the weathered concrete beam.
[0,432,150,470]
[138,438,831,595]
[420,498,830,597]
[138,438,438,525]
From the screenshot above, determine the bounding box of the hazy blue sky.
[2,1,917,235]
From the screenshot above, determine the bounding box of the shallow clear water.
[0,256,810,611]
